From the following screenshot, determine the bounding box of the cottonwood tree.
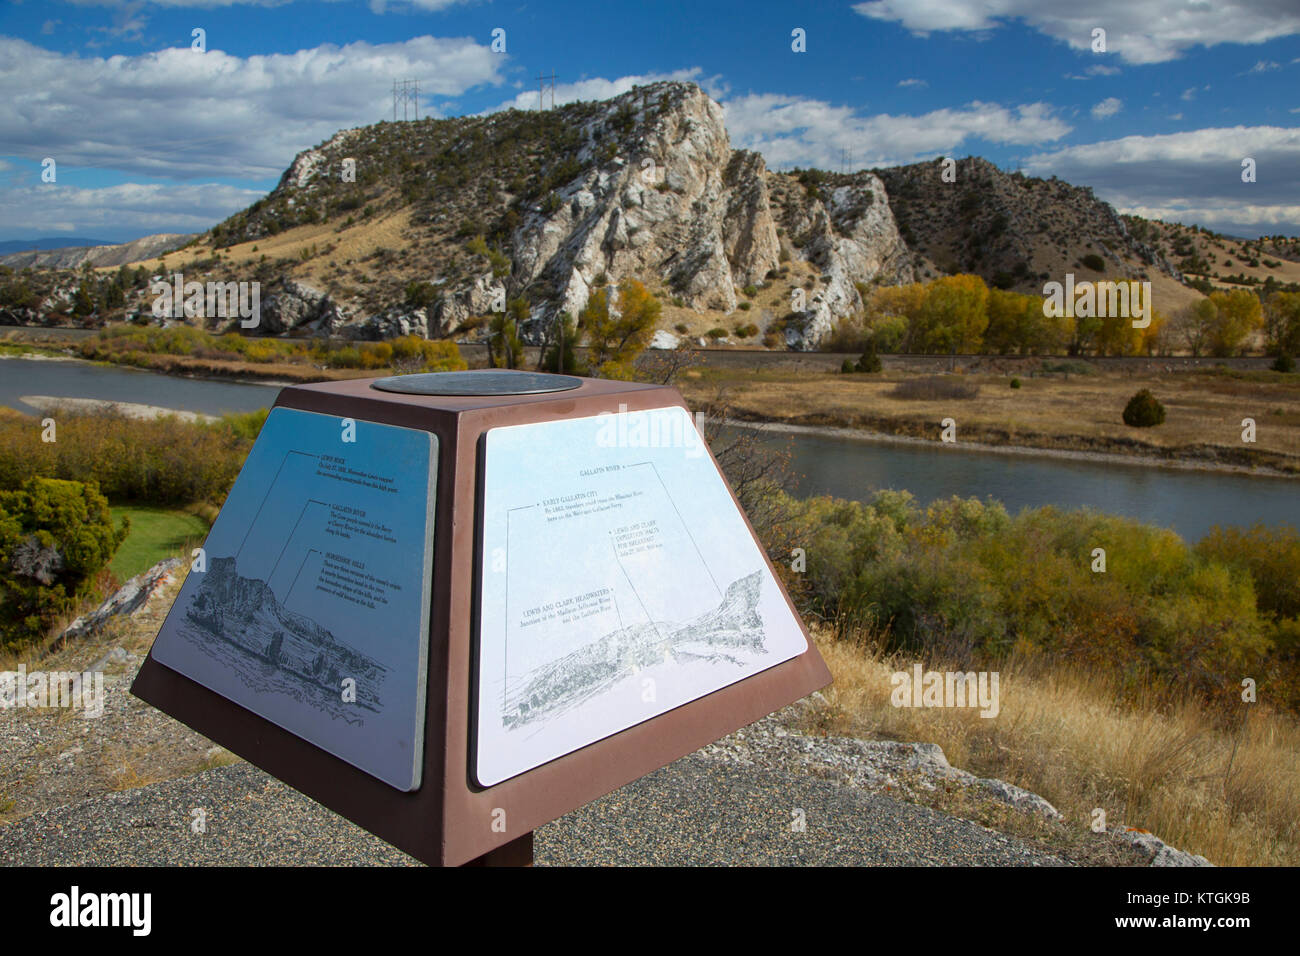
[579,278,661,377]
[1208,289,1263,357]
[1264,291,1300,357]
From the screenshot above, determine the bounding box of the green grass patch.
[109,506,209,581]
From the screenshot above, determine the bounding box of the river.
[3,356,1296,540]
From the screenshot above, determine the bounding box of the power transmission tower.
[536,71,558,110]
[392,79,420,122]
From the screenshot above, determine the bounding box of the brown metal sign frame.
[132,372,831,866]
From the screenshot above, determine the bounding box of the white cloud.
[1245,59,1282,73]
[485,68,726,114]
[0,35,505,181]
[897,78,928,88]
[1091,97,1123,119]
[0,182,266,240]
[853,0,1300,64]
[1087,64,1121,76]
[722,94,1070,170]
[1025,126,1300,235]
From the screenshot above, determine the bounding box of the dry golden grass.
[678,364,1300,469]
[812,630,1300,866]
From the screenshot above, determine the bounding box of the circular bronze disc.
[370,370,584,396]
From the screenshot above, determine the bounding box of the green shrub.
[405,281,438,310]
[0,477,128,648]
[705,327,727,340]
[1272,354,1296,373]
[1010,377,1021,389]
[854,341,882,373]
[1122,389,1166,427]
[768,489,1277,711]
[1081,253,1106,272]
[841,358,856,374]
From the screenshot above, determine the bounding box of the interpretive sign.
[475,407,807,785]
[134,371,830,866]
[148,407,436,791]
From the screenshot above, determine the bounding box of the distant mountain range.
[0,233,197,270]
[0,238,116,254]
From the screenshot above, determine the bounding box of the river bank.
[6,348,1300,481]
[681,363,1300,478]
[723,416,1300,481]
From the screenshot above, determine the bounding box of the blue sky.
[1,0,1298,242]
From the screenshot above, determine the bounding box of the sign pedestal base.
[463,832,534,867]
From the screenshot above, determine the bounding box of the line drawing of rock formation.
[501,569,766,730]
[177,556,386,724]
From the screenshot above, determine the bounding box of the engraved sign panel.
[149,407,437,791]
[475,406,808,786]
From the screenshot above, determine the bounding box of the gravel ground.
[0,754,1068,867]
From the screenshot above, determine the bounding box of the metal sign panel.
[148,407,437,791]
[474,406,808,786]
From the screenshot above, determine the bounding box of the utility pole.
[550,70,557,109]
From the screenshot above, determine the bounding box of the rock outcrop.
[210,81,915,348]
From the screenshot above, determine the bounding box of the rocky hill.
[2,81,1238,348]
[874,156,1182,292]
[188,81,914,348]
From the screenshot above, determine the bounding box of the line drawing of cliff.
[177,555,386,724]
[502,569,766,730]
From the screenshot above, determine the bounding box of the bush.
[705,327,728,340]
[0,477,128,648]
[1010,377,1021,389]
[854,342,882,373]
[0,409,251,505]
[1122,389,1166,427]
[770,489,1278,711]
[734,323,759,339]
[841,358,856,374]
[405,281,438,310]
[1081,253,1106,272]
[1272,354,1296,373]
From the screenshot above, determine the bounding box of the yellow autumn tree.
[915,274,989,353]
[1208,289,1263,357]
[580,277,662,376]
